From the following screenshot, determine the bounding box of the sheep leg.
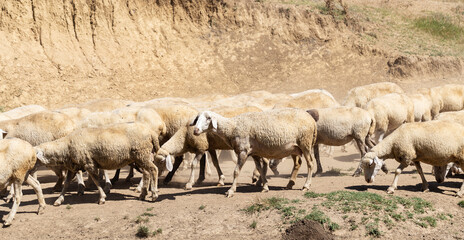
[135,177,143,193]
[4,184,14,203]
[148,164,159,202]
[287,155,302,189]
[3,181,22,226]
[103,170,112,194]
[457,179,464,198]
[413,162,429,192]
[138,170,150,201]
[87,171,107,205]
[208,150,225,186]
[253,156,269,192]
[226,151,247,198]
[26,174,45,215]
[110,169,121,185]
[269,159,281,176]
[76,170,85,196]
[186,154,202,190]
[352,139,367,177]
[252,167,260,184]
[387,163,408,194]
[54,171,76,206]
[302,149,316,191]
[126,165,135,182]
[196,153,206,185]
[163,156,183,185]
[313,144,323,176]
[51,167,65,193]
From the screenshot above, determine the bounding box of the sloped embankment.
[0,0,461,109]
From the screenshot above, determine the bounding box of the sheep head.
[191,111,217,136]
[361,152,384,183]
[154,148,173,172]
[34,147,50,165]
[0,129,7,139]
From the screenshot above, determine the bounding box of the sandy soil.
[1,143,463,239]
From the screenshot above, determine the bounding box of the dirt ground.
[1,143,463,239]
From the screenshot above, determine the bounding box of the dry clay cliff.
[0,0,462,109]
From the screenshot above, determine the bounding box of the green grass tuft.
[249,220,258,229]
[199,205,206,210]
[136,226,150,238]
[458,201,464,208]
[414,14,464,41]
[366,222,382,237]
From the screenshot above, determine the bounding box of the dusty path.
[1,144,462,239]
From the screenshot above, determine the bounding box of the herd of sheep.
[1,82,464,226]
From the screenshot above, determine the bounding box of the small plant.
[123,215,129,220]
[249,220,258,229]
[135,216,149,224]
[350,223,358,231]
[153,228,162,236]
[146,207,153,211]
[94,217,101,222]
[136,226,150,238]
[415,220,428,228]
[458,201,464,208]
[199,205,206,210]
[421,216,437,227]
[365,222,381,237]
[141,212,155,217]
[66,205,72,210]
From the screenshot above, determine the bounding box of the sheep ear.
[165,155,173,172]
[211,117,218,132]
[0,129,7,139]
[189,115,199,126]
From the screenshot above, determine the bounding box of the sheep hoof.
[3,220,12,227]
[386,187,395,194]
[151,193,158,202]
[104,185,111,194]
[423,189,429,193]
[271,168,280,176]
[184,183,193,190]
[251,176,259,184]
[37,205,45,215]
[134,187,142,193]
[456,191,464,198]
[217,176,225,186]
[225,189,234,198]
[302,186,310,191]
[256,179,262,187]
[195,178,205,185]
[4,195,12,203]
[286,181,295,190]
[53,196,64,206]
[261,185,269,193]
[98,199,106,205]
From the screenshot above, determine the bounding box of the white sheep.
[0,111,77,193]
[361,121,464,197]
[191,109,318,197]
[407,93,433,122]
[0,138,45,226]
[432,84,464,113]
[35,122,160,206]
[0,105,46,121]
[312,107,377,176]
[343,82,404,108]
[366,93,414,142]
[274,89,340,109]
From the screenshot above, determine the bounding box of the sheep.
[366,93,414,142]
[0,138,45,226]
[0,105,46,121]
[191,109,318,197]
[274,89,340,109]
[66,98,134,112]
[343,82,404,108]
[432,84,464,113]
[35,122,160,206]
[78,107,166,191]
[311,107,377,176]
[54,107,92,125]
[361,121,464,197]
[418,87,442,118]
[154,105,263,190]
[0,111,77,193]
[407,93,433,122]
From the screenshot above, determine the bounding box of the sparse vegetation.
[141,212,155,217]
[365,222,381,237]
[458,200,464,208]
[414,14,464,41]
[199,205,206,210]
[135,216,149,224]
[94,217,101,222]
[136,226,150,238]
[250,220,258,229]
[153,228,163,236]
[66,205,72,210]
